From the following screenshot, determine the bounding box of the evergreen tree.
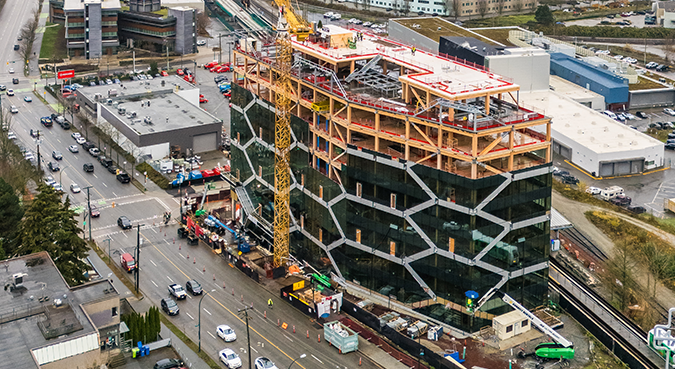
[535,5,554,25]
[16,185,89,285]
[0,177,23,258]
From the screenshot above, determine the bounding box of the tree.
[0,178,23,258]
[497,0,505,14]
[196,11,211,37]
[535,5,554,25]
[606,238,637,312]
[514,0,524,12]
[451,0,461,20]
[15,185,90,285]
[477,0,488,18]
[19,7,40,67]
[0,114,41,195]
[149,61,159,77]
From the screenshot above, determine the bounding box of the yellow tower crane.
[272,0,311,268]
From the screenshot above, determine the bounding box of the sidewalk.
[87,249,212,369]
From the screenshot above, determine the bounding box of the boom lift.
[270,0,311,268]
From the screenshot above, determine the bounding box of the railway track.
[559,228,607,261]
[549,258,663,369]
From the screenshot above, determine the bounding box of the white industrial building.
[161,0,204,11]
[549,75,605,111]
[522,90,664,177]
[484,48,550,92]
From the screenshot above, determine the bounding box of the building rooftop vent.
[590,120,596,125]
[577,130,584,134]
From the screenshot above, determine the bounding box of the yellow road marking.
[145,234,307,369]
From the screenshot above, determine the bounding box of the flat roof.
[549,75,604,101]
[520,89,662,154]
[292,26,518,100]
[551,208,573,230]
[102,93,220,135]
[0,252,118,369]
[391,17,503,46]
[64,0,121,10]
[440,36,504,56]
[79,75,194,99]
[551,53,627,90]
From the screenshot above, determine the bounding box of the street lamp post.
[287,354,306,369]
[198,289,217,353]
[135,223,145,293]
[59,165,71,187]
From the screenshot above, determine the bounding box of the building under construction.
[230,24,552,332]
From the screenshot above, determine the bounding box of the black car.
[108,165,119,174]
[186,280,203,295]
[12,78,18,84]
[61,121,71,130]
[636,111,648,119]
[610,195,632,206]
[83,163,95,172]
[82,141,96,150]
[48,161,60,171]
[52,151,63,160]
[161,298,179,315]
[627,205,646,214]
[117,172,131,183]
[13,45,19,50]
[153,358,184,369]
[666,143,675,150]
[117,216,132,229]
[98,156,113,167]
[552,168,570,177]
[561,175,578,185]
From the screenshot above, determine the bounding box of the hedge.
[136,162,171,189]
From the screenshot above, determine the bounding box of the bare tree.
[19,7,40,67]
[477,0,488,18]
[402,0,411,15]
[497,0,505,14]
[196,11,211,37]
[606,238,637,312]
[452,0,461,20]
[513,0,523,12]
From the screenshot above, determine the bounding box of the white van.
[602,110,617,120]
[600,186,624,201]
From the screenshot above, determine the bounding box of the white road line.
[186,312,194,320]
[164,240,170,244]
[102,182,107,187]
[122,232,128,238]
[150,260,157,266]
[93,174,98,179]
[197,267,203,274]
[179,252,184,258]
[284,334,293,342]
[653,182,666,203]
[251,347,258,353]
[186,294,192,299]
[208,331,216,339]
[167,275,173,282]
[311,355,323,364]
[203,308,212,316]
[151,280,158,287]
[112,192,117,197]
[152,228,158,234]
[214,282,221,288]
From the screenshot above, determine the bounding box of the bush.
[136,162,171,189]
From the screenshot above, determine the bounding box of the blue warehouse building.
[549,53,629,109]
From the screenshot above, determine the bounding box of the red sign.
[57,70,75,79]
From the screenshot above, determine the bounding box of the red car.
[223,91,231,98]
[160,70,169,77]
[204,61,218,69]
[209,66,219,73]
[177,69,184,76]
[216,66,230,73]
[199,96,208,103]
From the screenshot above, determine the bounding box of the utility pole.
[238,307,253,369]
[135,223,144,293]
[86,186,93,240]
[36,130,42,174]
[218,33,222,64]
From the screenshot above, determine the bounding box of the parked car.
[666,143,675,150]
[117,172,131,183]
[99,156,113,167]
[552,167,570,177]
[610,195,632,206]
[161,298,179,315]
[82,142,96,150]
[254,357,278,369]
[635,111,648,119]
[586,186,601,195]
[561,175,579,185]
[89,147,101,157]
[627,205,646,214]
[153,358,183,369]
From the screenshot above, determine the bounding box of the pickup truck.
[168,283,187,300]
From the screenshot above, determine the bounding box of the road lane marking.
[122,232,128,238]
[150,260,157,266]
[167,275,173,282]
[284,334,293,342]
[151,280,158,287]
[179,252,184,258]
[186,312,194,320]
[102,182,107,187]
[93,174,98,178]
[112,192,117,197]
[145,235,307,369]
[203,308,212,316]
[251,347,258,353]
[152,228,158,234]
[311,355,323,364]
[208,331,216,339]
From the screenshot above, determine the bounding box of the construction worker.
[268,298,273,309]
[412,46,416,56]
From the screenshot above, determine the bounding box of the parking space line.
[151,280,158,287]
[208,331,216,339]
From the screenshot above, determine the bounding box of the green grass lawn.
[40,22,67,60]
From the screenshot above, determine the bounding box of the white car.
[70,183,81,193]
[68,145,79,153]
[664,108,675,116]
[72,132,82,140]
[217,325,237,342]
[219,348,242,369]
[331,13,341,20]
[586,186,601,195]
[76,137,86,145]
[197,40,206,46]
[7,89,14,96]
[254,357,278,369]
[24,151,34,160]
[323,11,334,18]
[8,68,14,74]
[363,21,372,27]
[7,131,16,139]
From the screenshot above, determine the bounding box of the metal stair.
[345,54,382,83]
[234,186,255,216]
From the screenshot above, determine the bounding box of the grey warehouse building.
[75,76,223,159]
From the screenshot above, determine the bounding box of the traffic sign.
[57,70,75,79]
